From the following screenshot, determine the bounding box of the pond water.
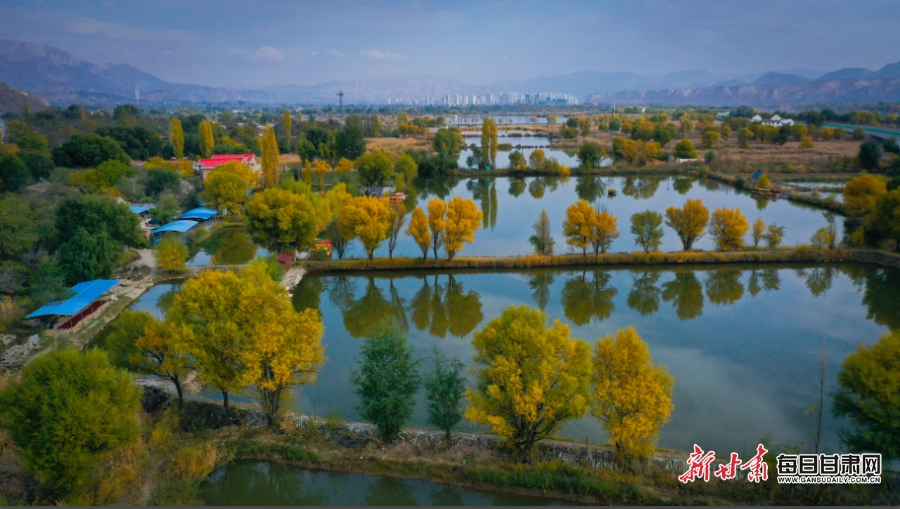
[200,461,568,506]
[451,115,569,127]
[187,227,267,267]
[345,175,835,260]
[290,264,900,456]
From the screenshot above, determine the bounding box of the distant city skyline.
[1,0,899,90]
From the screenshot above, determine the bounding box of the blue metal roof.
[153,220,199,234]
[178,207,218,220]
[129,204,153,214]
[26,279,118,318]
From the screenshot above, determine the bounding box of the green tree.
[145,167,179,198]
[630,210,664,253]
[859,141,882,170]
[54,194,144,248]
[282,108,293,139]
[393,154,418,181]
[673,139,698,159]
[103,309,154,369]
[737,127,752,148]
[261,126,280,189]
[334,124,367,160]
[296,139,317,162]
[0,349,141,501]
[871,189,900,251]
[355,152,394,186]
[591,327,673,460]
[465,305,592,458]
[763,223,785,248]
[57,229,121,285]
[832,330,900,461]
[431,128,463,174]
[423,347,466,442]
[198,120,214,158]
[701,130,720,149]
[508,150,526,172]
[350,322,420,442]
[577,141,604,170]
[480,117,498,168]
[245,188,323,253]
[51,134,130,168]
[0,194,39,260]
[0,155,31,191]
[169,117,185,159]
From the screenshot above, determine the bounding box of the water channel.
[200,461,569,506]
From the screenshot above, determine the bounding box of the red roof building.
[196,154,261,180]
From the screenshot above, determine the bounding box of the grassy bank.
[304,248,856,273]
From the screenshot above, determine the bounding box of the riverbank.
[304,248,881,273]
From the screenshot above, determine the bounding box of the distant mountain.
[816,68,873,81]
[586,77,900,107]
[490,70,735,99]
[751,72,809,86]
[871,60,900,79]
[0,81,49,115]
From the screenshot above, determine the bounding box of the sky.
[2,0,900,88]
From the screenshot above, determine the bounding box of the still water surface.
[290,264,899,456]
[200,460,568,506]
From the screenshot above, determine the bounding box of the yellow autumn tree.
[709,208,749,251]
[664,198,709,250]
[301,160,313,185]
[844,173,887,219]
[240,262,324,425]
[757,174,772,189]
[339,196,392,260]
[155,235,188,271]
[168,263,324,420]
[325,183,354,258]
[261,126,280,188]
[591,327,673,459]
[752,217,766,248]
[313,160,331,191]
[245,188,323,253]
[406,207,431,260]
[334,157,353,177]
[201,161,255,216]
[426,198,446,259]
[198,120,214,158]
[282,108,293,139]
[590,209,619,254]
[465,305,592,458]
[563,199,595,257]
[131,319,195,408]
[169,117,184,159]
[443,197,482,260]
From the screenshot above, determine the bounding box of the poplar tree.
[481,117,498,168]
[198,120,214,158]
[261,126,280,188]
[283,108,293,140]
[169,117,184,159]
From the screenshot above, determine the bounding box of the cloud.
[69,17,192,41]
[230,46,287,61]
[360,49,406,61]
[326,49,344,57]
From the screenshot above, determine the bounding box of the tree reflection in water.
[338,277,408,338]
[621,176,661,200]
[407,275,484,338]
[201,461,329,506]
[575,175,604,203]
[560,270,617,326]
[673,178,694,195]
[845,266,900,330]
[804,266,836,296]
[466,178,497,230]
[508,177,526,197]
[746,268,781,296]
[527,272,555,311]
[364,476,417,506]
[208,228,258,265]
[661,271,704,320]
[704,269,745,305]
[627,270,662,316]
[528,177,546,199]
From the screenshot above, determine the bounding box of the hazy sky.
[2,0,900,88]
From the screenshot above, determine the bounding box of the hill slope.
[0,81,49,115]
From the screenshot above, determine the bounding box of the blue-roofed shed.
[152,220,199,244]
[178,207,218,221]
[129,204,154,215]
[26,279,119,329]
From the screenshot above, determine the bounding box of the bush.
[0,349,141,501]
[179,401,243,432]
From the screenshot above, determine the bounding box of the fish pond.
[200,461,570,506]
[290,263,899,456]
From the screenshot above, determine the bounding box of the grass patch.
[230,440,320,464]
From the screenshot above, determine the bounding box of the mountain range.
[2,39,900,107]
[0,81,49,115]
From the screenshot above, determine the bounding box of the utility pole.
[337,91,344,117]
